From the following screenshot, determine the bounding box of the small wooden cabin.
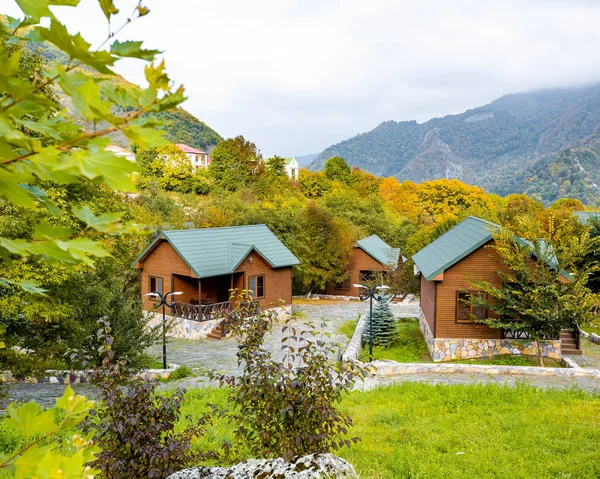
[412,216,577,361]
[326,234,402,297]
[132,224,300,320]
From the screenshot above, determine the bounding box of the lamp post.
[353,284,389,361]
[144,291,182,369]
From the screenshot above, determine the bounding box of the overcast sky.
[6,0,600,156]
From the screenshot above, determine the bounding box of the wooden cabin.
[326,234,402,297]
[132,225,299,322]
[412,216,578,361]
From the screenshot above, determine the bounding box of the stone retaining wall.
[370,359,600,379]
[146,312,222,340]
[342,316,366,362]
[293,294,361,301]
[419,309,561,362]
[147,305,292,340]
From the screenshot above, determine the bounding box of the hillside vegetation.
[311,85,600,205]
[23,25,222,151]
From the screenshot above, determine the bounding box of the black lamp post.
[144,290,182,369]
[354,284,389,361]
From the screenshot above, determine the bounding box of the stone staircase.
[205,322,224,341]
[560,329,582,355]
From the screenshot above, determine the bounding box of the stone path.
[360,372,600,391]
[6,299,419,406]
[146,298,420,377]
[565,337,600,369]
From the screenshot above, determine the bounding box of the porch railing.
[171,299,260,324]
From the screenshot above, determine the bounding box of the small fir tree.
[363,295,398,347]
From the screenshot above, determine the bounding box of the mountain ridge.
[310,84,600,204]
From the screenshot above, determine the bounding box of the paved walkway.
[146,298,420,377]
[361,372,600,391]
[565,337,600,369]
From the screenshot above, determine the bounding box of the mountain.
[23,29,222,151]
[310,84,600,204]
[296,153,320,167]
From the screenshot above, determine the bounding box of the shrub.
[82,322,211,479]
[217,305,368,461]
[168,365,193,381]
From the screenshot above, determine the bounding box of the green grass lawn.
[178,383,600,478]
[3,383,600,478]
[359,318,432,363]
[354,319,565,367]
[337,318,359,339]
[452,355,564,367]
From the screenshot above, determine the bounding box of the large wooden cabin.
[412,216,578,361]
[326,234,402,297]
[132,225,299,325]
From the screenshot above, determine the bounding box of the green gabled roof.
[412,217,498,281]
[412,216,571,281]
[133,224,300,279]
[356,234,401,267]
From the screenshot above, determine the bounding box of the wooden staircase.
[205,323,224,341]
[560,329,582,355]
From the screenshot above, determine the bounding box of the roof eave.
[420,234,494,281]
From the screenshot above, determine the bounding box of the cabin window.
[248,275,265,298]
[149,276,163,295]
[456,291,486,322]
[359,270,377,283]
[335,276,351,290]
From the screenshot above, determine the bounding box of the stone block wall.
[146,312,222,340]
[419,309,561,362]
[147,305,293,340]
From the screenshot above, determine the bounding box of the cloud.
[6,0,600,156]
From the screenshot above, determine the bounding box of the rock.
[167,453,358,479]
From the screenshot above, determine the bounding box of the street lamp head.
[376,285,390,290]
[166,291,183,297]
[144,292,161,298]
[353,284,368,289]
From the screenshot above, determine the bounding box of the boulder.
[167,453,358,479]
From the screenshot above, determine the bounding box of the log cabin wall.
[434,240,510,339]
[235,251,293,308]
[139,240,196,311]
[326,247,386,297]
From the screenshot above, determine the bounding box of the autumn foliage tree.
[209,135,262,190]
[294,203,353,293]
[470,219,600,365]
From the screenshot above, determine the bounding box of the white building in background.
[105,144,135,162]
[266,156,299,180]
[283,157,299,181]
[175,143,211,170]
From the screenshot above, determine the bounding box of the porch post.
[198,279,202,321]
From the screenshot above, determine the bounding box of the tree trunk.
[536,338,544,367]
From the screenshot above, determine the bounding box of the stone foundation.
[146,311,222,340]
[147,305,293,340]
[419,309,561,362]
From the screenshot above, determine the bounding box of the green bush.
[168,365,193,381]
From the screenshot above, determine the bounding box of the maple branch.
[2,100,157,165]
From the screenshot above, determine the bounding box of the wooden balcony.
[172,299,260,322]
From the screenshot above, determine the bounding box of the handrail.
[171,299,261,328]
[572,322,581,350]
